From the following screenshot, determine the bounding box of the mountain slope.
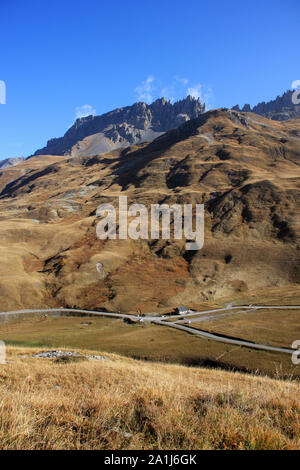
[32,96,205,158]
[0,108,299,312]
[1,345,299,450]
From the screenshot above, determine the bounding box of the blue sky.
[0,0,299,160]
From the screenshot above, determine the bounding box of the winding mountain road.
[152,319,296,354]
[0,305,299,355]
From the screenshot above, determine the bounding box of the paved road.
[0,305,299,355]
[174,309,255,324]
[166,305,300,320]
[152,319,296,355]
[0,308,139,321]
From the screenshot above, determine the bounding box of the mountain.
[232,90,300,121]
[32,96,205,157]
[0,108,299,312]
[0,157,25,169]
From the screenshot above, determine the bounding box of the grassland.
[219,286,300,308]
[191,309,300,349]
[0,346,299,450]
[0,314,299,378]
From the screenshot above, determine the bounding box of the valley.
[0,106,299,379]
[0,298,299,378]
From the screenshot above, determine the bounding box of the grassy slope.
[0,346,299,450]
[192,309,300,348]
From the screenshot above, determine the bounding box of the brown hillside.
[0,109,299,311]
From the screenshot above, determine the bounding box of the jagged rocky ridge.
[33,96,205,157]
[232,90,300,121]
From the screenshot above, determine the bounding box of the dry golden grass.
[192,308,300,348]
[0,346,299,450]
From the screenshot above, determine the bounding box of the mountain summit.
[33,96,205,158]
[232,90,300,121]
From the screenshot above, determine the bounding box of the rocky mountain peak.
[232,90,300,121]
[33,96,206,158]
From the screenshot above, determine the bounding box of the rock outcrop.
[33,96,205,157]
[0,157,25,169]
[232,90,300,121]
